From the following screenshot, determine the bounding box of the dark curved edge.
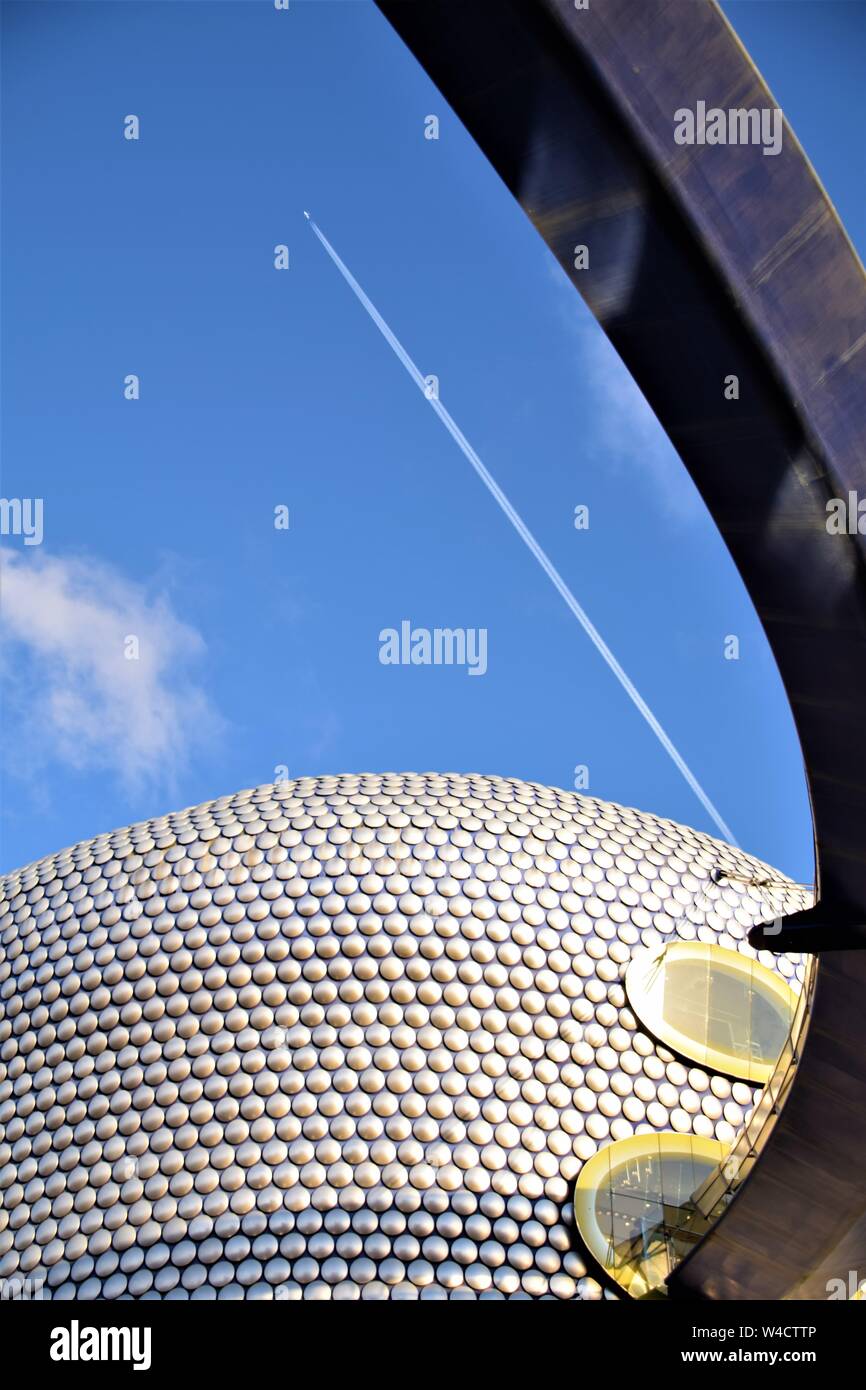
[374,0,866,1298]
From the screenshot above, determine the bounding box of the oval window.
[625,941,798,1083]
[574,1133,727,1298]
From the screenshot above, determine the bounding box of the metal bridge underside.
[375,0,866,1298]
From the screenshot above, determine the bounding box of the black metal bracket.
[749,900,866,953]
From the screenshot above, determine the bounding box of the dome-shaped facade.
[0,774,809,1300]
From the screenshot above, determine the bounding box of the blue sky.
[1,0,863,879]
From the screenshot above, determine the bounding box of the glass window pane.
[626,942,799,1082]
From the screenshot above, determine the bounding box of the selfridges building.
[0,772,809,1301]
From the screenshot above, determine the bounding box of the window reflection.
[576,1134,727,1297]
[626,943,797,1083]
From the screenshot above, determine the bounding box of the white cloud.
[1,548,224,792]
[547,259,702,521]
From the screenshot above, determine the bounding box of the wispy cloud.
[1,548,224,794]
[547,259,702,521]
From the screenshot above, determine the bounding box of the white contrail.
[304,211,738,846]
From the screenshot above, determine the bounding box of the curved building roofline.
[375,0,866,1297]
